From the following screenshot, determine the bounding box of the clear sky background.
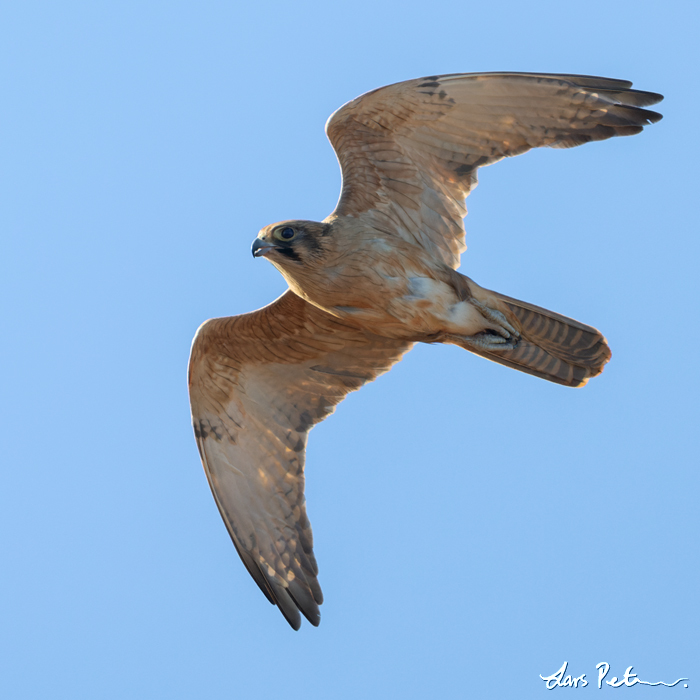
[1,1,697,698]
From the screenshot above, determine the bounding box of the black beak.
[251,238,277,258]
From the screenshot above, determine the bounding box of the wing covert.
[325,72,662,268]
[188,290,412,629]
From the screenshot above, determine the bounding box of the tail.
[461,290,611,388]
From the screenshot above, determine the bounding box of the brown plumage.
[188,72,662,629]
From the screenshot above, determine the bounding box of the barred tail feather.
[470,293,611,387]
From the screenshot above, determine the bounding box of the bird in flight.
[188,72,662,629]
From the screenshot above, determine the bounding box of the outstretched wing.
[188,290,412,629]
[325,72,663,268]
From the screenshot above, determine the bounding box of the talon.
[470,299,519,338]
[460,331,518,352]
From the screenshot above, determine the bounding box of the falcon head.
[252,220,330,267]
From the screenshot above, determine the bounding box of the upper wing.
[188,290,412,629]
[325,72,663,268]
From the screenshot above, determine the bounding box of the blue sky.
[1,1,697,698]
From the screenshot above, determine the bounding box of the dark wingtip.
[643,109,663,124]
[634,90,664,107]
[280,606,302,631]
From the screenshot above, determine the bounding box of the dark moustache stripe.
[277,246,302,262]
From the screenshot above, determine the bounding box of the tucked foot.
[470,299,519,340]
[459,329,519,352]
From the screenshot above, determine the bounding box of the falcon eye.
[274,226,296,241]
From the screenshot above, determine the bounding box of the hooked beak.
[251,238,277,258]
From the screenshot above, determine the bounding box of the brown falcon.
[188,72,662,629]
